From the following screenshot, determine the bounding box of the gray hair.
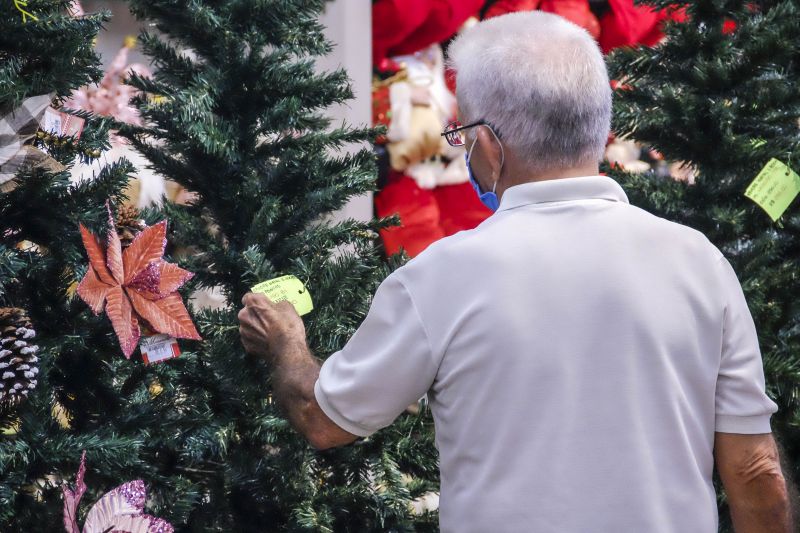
[447,12,611,172]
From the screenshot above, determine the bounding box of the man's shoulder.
[621,202,724,260]
[404,218,497,266]
[390,220,495,288]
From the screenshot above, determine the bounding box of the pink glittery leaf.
[128,291,201,341]
[106,286,140,358]
[61,453,174,533]
[147,517,175,533]
[127,262,161,295]
[62,451,87,533]
[83,480,144,532]
[122,221,167,285]
[82,480,174,533]
[141,262,193,301]
[79,224,115,286]
[77,266,112,314]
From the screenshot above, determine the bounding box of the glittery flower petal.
[83,480,154,533]
[128,290,201,341]
[122,221,167,285]
[77,266,112,314]
[62,452,88,533]
[105,204,125,285]
[127,262,161,295]
[79,224,115,285]
[152,262,194,299]
[106,286,140,358]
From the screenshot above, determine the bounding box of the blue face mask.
[465,136,501,211]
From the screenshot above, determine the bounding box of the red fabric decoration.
[389,0,484,58]
[372,0,432,66]
[484,0,541,19]
[372,0,483,66]
[480,0,688,54]
[484,0,602,39]
[375,174,445,257]
[433,182,491,236]
[375,174,491,257]
[598,0,687,53]
[540,0,601,39]
[77,206,201,358]
[372,84,391,144]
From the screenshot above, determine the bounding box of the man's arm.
[715,432,793,532]
[238,293,357,450]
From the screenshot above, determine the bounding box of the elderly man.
[238,11,793,532]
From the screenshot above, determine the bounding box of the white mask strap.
[468,125,505,192]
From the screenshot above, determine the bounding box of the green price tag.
[251,275,314,316]
[744,158,800,222]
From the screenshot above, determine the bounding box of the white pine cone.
[0,307,40,406]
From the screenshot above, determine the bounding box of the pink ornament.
[62,452,174,533]
[66,40,153,145]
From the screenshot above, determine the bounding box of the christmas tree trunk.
[118,0,439,530]
[607,1,800,528]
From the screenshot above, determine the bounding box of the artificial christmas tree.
[0,1,166,528]
[112,0,439,530]
[606,0,800,528]
[2,1,437,529]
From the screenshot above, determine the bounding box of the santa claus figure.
[372,1,490,258]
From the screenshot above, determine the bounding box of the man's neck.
[497,160,600,199]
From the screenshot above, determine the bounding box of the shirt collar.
[497,175,629,212]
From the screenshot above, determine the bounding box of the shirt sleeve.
[715,256,778,434]
[314,273,437,437]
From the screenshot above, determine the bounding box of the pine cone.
[0,307,39,405]
[116,205,146,249]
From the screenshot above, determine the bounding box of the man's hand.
[238,292,306,363]
[715,432,794,532]
[237,292,358,450]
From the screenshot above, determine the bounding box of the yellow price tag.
[744,158,800,222]
[251,275,314,316]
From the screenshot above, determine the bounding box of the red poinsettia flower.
[76,208,201,358]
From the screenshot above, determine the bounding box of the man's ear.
[475,126,503,181]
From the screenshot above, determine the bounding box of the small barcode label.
[42,107,85,138]
[43,108,62,136]
[140,334,181,365]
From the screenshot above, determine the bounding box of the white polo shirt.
[315,175,778,532]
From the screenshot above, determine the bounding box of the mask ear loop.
[467,125,505,193]
[485,126,505,193]
[467,136,478,160]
